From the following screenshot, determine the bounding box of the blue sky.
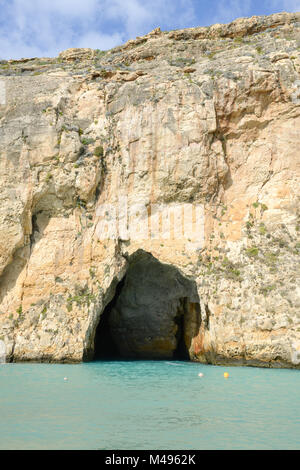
[0,0,299,60]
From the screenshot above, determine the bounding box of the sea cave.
[93,251,201,361]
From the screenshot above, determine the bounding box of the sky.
[0,0,299,60]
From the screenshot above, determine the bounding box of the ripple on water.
[0,361,299,449]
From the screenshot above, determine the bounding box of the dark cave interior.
[93,251,200,361]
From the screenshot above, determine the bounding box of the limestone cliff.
[0,12,299,367]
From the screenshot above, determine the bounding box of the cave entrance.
[93,250,201,361]
[94,278,125,360]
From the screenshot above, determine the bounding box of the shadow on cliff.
[0,212,50,306]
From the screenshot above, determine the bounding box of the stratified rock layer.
[0,12,299,367]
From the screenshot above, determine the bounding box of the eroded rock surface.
[0,12,299,366]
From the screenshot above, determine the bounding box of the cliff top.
[1,11,299,69]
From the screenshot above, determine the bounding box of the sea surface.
[0,360,299,450]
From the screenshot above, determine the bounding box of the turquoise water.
[0,360,299,450]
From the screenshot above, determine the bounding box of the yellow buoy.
[224,372,229,378]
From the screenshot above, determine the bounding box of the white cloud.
[101,0,196,38]
[0,0,197,59]
[77,32,124,50]
[267,0,300,10]
[12,0,100,20]
[205,0,299,29]
[210,0,253,25]
[1,0,298,60]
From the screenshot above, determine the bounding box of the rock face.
[0,12,299,367]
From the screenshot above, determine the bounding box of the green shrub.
[81,137,95,146]
[259,284,276,296]
[95,49,106,57]
[16,305,22,316]
[245,246,259,257]
[45,173,53,183]
[207,52,216,59]
[259,223,267,235]
[94,146,104,157]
